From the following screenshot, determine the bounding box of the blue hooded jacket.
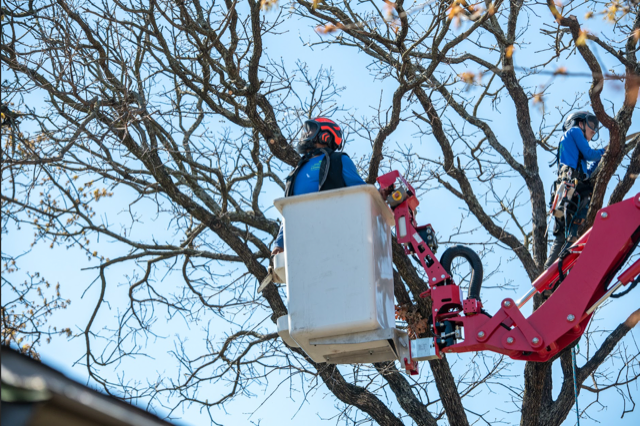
[558,127,605,178]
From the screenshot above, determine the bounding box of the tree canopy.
[2,1,639,425]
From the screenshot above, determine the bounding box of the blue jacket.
[274,154,365,249]
[558,127,605,178]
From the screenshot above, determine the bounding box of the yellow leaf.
[448,4,464,20]
[576,30,588,46]
[604,2,624,23]
[549,0,563,21]
[584,11,593,19]
[312,0,321,10]
[505,45,515,58]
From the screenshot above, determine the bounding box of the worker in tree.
[545,110,606,271]
[271,117,368,256]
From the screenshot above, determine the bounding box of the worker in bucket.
[545,110,606,271]
[271,117,368,256]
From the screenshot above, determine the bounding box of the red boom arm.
[378,171,640,363]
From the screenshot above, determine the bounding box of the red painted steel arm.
[446,193,640,361]
[379,169,640,362]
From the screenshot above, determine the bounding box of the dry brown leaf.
[459,71,475,85]
[448,4,464,20]
[553,66,567,75]
[315,23,342,35]
[383,0,397,21]
[260,0,278,12]
[532,93,543,104]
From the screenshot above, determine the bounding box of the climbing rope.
[571,344,580,426]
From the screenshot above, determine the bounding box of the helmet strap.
[577,121,588,139]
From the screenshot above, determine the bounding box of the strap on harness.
[285,148,333,197]
[550,131,587,179]
[556,244,572,285]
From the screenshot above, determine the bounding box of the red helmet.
[300,117,344,150]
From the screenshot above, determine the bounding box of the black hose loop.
[611,274,639,299]
[440,245,484,300]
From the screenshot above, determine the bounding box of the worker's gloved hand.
[378,185,393,201]
[271,247,284,257]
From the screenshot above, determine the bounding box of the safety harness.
[548,124,595,233]
[284,148,348,197]
[549,134,587,180]
[547,130,594,293]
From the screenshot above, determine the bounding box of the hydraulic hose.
[440,245,484,300]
